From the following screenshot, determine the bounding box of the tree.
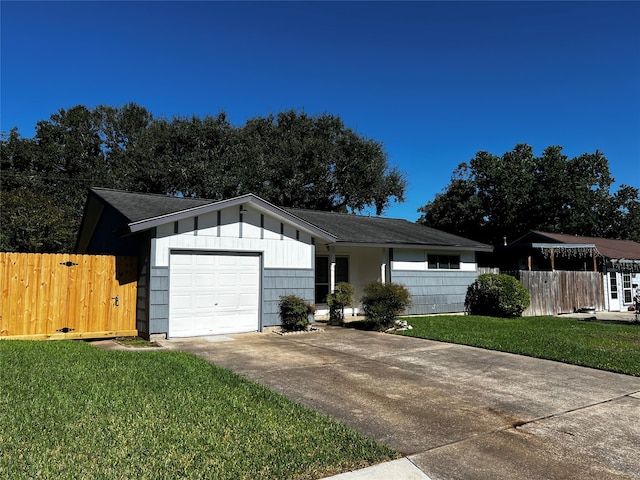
[419,144,640,244]
[97,103,154,191]
[0,190,75,252]
[419,174,484,242]
[613,185,640,242]
[1,105,406,252]
[233,111,406,214]
[1,109,100,252]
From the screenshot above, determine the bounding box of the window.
[336,257,349,283]
[610,275,618,299]
[623,273,632,304]
[428,255,460,270]
[315,256,349,303]
[315,257,329,304]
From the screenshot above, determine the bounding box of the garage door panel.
[171,272,194,287]
[194,295,214,308]
[218,314,255,334]
[197,255,217,265]
[169,253,260,337]
[171,294,194,310]
[237,256,257,266]
[171,255,193,266]
[238,292,259,307]
[215,255,233,266]
[195,273,216,287]
[240,272,259,285]
[216,292,237,306]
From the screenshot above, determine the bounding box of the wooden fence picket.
[0,253,137,340]
[507,270,604,316]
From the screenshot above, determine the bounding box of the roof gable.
[86,188,336,240]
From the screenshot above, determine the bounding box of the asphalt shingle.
[89,187,491,249]
[91,187,214,223]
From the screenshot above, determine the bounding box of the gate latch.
[56,327,75,333]
[112,296,119,307]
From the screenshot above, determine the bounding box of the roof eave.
[530,242,597,249]
[322,241,493,252]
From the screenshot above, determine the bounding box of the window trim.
[427,254,461,270]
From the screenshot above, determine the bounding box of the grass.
[0,341,398,479]
[394,315,640,377]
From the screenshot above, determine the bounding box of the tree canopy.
[1,104,406,252]
[418,144,640,245]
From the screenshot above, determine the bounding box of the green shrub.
[465,273,530,318]
[327,282,355,326]
[279,295,315,331]
[361,282,412,331]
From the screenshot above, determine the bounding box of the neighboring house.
[76,188,492,338]
[502,231,640,312]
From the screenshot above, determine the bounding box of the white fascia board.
[127,195,247,232]
[127,193,337,242]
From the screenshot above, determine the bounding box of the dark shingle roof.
[286,208,491,249]
[89,188,492,251]
[91,187,214,223]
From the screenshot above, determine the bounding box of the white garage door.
[169,252,260,337]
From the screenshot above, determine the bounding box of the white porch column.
[329,247,336,293]
[381,248,388,284]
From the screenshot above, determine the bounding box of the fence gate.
[0,253,137,340]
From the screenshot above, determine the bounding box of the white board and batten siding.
[152,207,313,269]
[149,204,315,337]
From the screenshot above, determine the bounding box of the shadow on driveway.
[160,327,640,480]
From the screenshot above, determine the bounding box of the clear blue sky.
[2,1,639,221]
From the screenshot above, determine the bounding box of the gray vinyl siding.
[149,266,170,334]
[392,270,477,315]
[134,234,152,337]
[136,251,150,336]
[263,268,315,327]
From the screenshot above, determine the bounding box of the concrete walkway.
[156,325,640,479]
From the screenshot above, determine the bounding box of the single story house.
[502,230,640,312]
[76,187,492,338]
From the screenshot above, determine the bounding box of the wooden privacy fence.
[508,270,604,316]
[0,253,137,340]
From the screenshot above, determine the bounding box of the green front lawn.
[0,341,398,479]
[395,315,640,376]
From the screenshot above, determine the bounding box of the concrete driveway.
[159,327,640,479]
